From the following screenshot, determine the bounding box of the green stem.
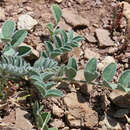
[51,76,104,86]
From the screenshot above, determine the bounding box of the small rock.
[67,114,81,127]
[58,19,72,31]
[84,48,100,60]
[85,33,97,43]
[122,2,130,23]
[17,14,38,30]
[63,127,69,130]
[0,7,5,21]
[97,56,115,71]
[76,0,84,4]
[50,119,65,128]
[75,69,85,81]
[0,126,21,130]
[68,47,82,63]
[97,63,104,71]
[54,0,63,3]
[95,28,115,47]
[52,104,64,117]
[99,114,123,130]
[62,8,89,28]
[15,108,33,130]
[64,92,98,128]
[102,56,115,65]
[110,90,130,108]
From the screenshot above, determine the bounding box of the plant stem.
[51,76,104,86]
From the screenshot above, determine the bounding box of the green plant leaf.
[3,46,16,56]
[50,49,62,58]
[71,42,78,47]
[43,125,49,130]
[67,57,77,71]
[35,114,43,129]
[11,30,27,47]
[17,46,31,57]
[1,37,12,42]
[41,112,51,124]
[48,128,58,130]
[72,35,84,42]
[85,58,97,73]
[34,57,58,72]
[44,41,54,54]
[46,89,63,97]
[54,28,61,35]
[68,30,74,41]
[0,32,3,43]
[46,23,54,34]
[117,83,130,92]
[118,70,130,88]
[58,64,65,76]
[45,82,56,90]
[2,20,15,39]
[41,72,54,81]
[53,35,62,48]
[37,85,47,97]
[33,101,41,115]
[41,51,48,58]
[84,71,99,83]
[30,75,41,82]
[60,30,68,44]
[33,81,46,88]
[103,80,117,89]
[65,67,77,79]
[34,57,45,68]
[102,63,116,82]
[51,4,62,24]
[61,45,72,53]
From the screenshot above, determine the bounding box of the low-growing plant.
[0,20,31,56]
[33,101,58,130]
[0,4,130,130]
[44,4,84,59]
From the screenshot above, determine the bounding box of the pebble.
[50,119,65,128]
[110,89,130,109]
[85,33,97,43]
[17,14,38,31]
[95,28,115,47]
[62,8,89,28]
[97,56,115,71]
[63,92,98,128]
[0,7,5,21]
[52,104,64,118]
[84,48,100,60]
